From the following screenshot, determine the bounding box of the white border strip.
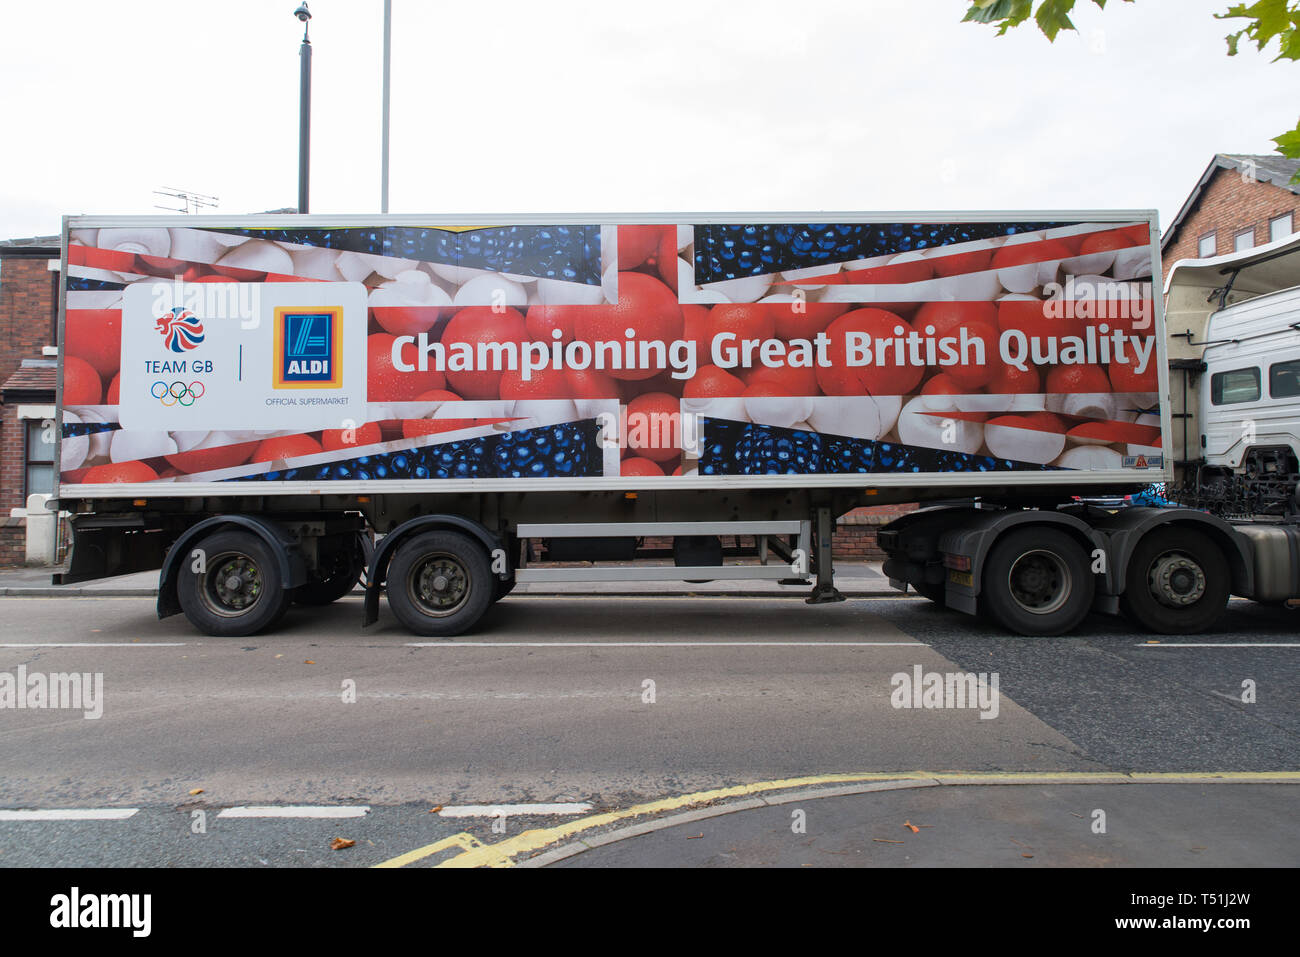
[0,643,186,648]
[437,803,592,818]
[0,808,139,821]
[406,641,922,648]
[1136,642,1300,648]
[217,805,371,819]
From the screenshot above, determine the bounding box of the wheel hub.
[1007,550,1070,615]
[413,557,468,613]
[205,555,262,615]
[1150,553,1206,607]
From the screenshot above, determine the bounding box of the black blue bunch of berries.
[698,420,1056,475]
[204,225,601,285]
[692,221,1069,283]
[231,421,601,483]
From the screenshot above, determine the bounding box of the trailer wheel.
[1120,527,1229,635]
[177,530,290,637]
[981,528,1093,636]
[386,531,493,636]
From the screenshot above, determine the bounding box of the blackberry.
[699,420,1058,476]
[693,220,1070,283]
[206,224,602,285]
[229,421,600,482]
[66,276,124,291]
[62,422,118,438]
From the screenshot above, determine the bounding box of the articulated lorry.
[50,212,1299,638]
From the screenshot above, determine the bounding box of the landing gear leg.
[806,506,845,605]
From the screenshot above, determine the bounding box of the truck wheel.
[293,542,364,606]
[981,528,1093,636]
[1121,527,1229,634]
[177,530,290,637]
[386,531,493,636]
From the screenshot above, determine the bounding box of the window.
[1234,229,1255,252]
[1270,359,1300,398]
[1198,232,1217,258]
[1271,213,1294,244]
[24,418,56,497]
[1211,367,1261,405]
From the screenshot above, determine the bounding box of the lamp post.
[381,0,391,214]
[294,3,312,214]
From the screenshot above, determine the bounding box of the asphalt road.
[0,593,1295,866]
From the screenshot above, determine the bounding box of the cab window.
[1210,367,1261,405]
[1270,359,1300,399]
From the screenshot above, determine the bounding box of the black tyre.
[177,530,291,637]
[981,527,1094,636]
[1120,527,1229,635]
[386,530,493,636]
[294,539,364,606]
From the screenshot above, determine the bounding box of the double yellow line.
[376,770,1300,869]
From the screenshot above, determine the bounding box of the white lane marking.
[0,808,139,821]
[0,643,186,648]
[216,805,371,819]
[1135,643,1300,648]
[406,641,922,648]
[436,803,592,818]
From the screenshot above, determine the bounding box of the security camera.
[294,3,311,22]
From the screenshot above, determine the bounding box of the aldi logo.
[273,307,343,389]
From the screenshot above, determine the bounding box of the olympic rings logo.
[151,381,206,407]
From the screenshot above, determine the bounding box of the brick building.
[0,236,61,566]
[1162,153,1300,279]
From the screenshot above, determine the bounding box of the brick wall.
[832,503,915,560]
[0,520,23,566]
[0,403,32,515]
[0,255,58,515]
[1164,167,1297,279]
[0,257,57,384]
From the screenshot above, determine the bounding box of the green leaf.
[1250,0,1292,45]
[1218,0,1300,58]
[1272,122,1300,159]
[1035,0,1079,39]
[963,0,1033,26]
[965,0,1135,39]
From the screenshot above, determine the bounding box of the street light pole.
[295,3,313,214]
[381,0,391,214]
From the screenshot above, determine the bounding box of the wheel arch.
[1097,508,1254,599]
[158,515,309,619]
[938,510,1106,607]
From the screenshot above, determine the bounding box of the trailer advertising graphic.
[59,218,1163,490]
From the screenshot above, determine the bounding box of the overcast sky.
[1,0,1295,240]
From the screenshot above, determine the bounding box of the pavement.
[529,776,1300,868]
[0,562,898,598]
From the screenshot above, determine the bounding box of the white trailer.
[57,210,1279,638]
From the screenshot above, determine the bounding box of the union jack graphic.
[154,307,205,352]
